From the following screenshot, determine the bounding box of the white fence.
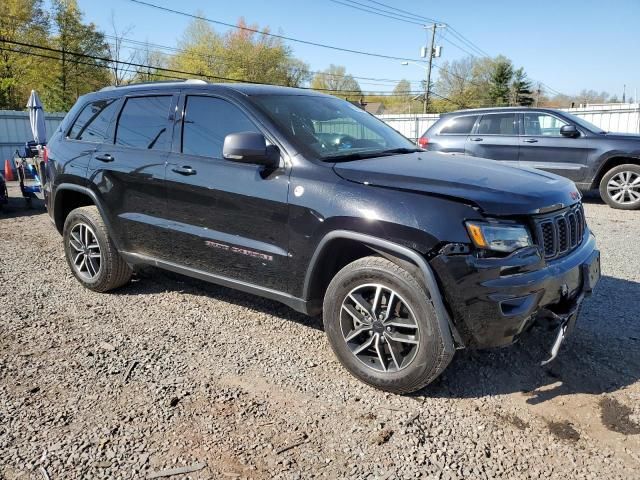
[377,103,640,141]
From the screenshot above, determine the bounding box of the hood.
[333,152,580,216]
[603,132,640,140]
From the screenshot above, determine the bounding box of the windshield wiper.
[379,147,422,154]
[324,147,421,162]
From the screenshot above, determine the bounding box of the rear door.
[465,112,519,166]
[89,92,178,257]
[518,112,591,182]
[426,114,478,154]
[163,93,290,291]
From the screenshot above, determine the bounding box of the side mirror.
[560,125,580,138]
[223,132,279,168]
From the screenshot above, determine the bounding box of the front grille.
[533,204,586,260]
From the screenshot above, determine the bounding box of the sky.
[76,0,640,98]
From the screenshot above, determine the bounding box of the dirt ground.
[1,182,639,479]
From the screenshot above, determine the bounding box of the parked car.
[420,107,640,210]
[44,81,600,393]
[0,172,7,211]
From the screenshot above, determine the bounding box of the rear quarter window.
[68,98,119,142]
[438,115,478,135]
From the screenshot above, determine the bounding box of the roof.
[97,79,330,98]
[443,106,563,116]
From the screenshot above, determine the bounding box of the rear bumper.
[430,232,598,349]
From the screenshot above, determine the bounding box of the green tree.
[311,64,361,97]
[488,57,513,106]
[0,0,50,109]
[46,0,110,111]
[510,67,534,106]
[170,17,308,87]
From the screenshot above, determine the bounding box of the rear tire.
[323,256,453,394]
[63,206,132,292]
[599,164,640,210]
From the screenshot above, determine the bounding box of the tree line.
[0,0,622,113]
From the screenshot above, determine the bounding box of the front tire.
[323,256,453,394]
[63,206,132,292]
[599,164,640,210]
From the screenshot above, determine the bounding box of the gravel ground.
[1,183,639,480]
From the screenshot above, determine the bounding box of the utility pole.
[423,23,438,114]
[535,82,542,107]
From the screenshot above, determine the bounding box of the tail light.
[42,146,49,163]
[418,137,429,148]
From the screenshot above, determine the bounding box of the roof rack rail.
[99,79,208,92]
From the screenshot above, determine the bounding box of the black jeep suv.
[420,107,640,210]
[44,80,600,393]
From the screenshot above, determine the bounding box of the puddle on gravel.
[547,420,580,442]
[600,397,640,435]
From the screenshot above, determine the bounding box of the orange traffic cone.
[4,159,14,181]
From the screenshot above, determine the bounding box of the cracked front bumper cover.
[430,233,599,350]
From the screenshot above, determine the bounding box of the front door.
[164,93,290,291]
[464,112,519,166]
[518,112,592,182]
[89,93,177,257]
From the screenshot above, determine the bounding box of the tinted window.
[68,99,119,142]
[439,115,478,134]
[524,113,568,136]
[182,96,259,158]
[477,113,517,135]
[115,96,172,150]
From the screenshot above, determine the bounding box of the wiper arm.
[379,147,422,154]
[324,147,421,162]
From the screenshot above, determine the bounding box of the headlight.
[465,221,532,253]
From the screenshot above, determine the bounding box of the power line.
[1,41,460,100]
[127,0,429,64]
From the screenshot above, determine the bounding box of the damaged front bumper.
[430,232,600,363]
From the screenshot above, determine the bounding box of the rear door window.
[115,96,172,150]
[182,96,260,158]
[438,115,478,134]
[68,99,119,142]
[476,113,518,135]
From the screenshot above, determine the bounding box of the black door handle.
[523,138,538,143]
[94,153,114,162]
[470,137,483,142]
[172,166,197,176]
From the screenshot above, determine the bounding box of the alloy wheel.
[69,222,102,280]
[607,171,640,205]
[340,283,420,373]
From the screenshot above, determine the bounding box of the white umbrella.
[26,90,47,145]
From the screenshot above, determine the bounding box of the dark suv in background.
[44,81,600,393]
[420,107,640,210]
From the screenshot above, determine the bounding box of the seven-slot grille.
[533,204,586,260]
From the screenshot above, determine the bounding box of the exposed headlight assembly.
[465,221,532,253]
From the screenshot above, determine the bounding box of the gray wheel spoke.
[73,252,84,266]
[374,334,386,372]
[612,190,624,201]
[345,325,372,342]
[384,331,419,345]
[70,239,83,252]
[383,316,418,329]
[629,189,640,201]
[385,335,403,370]
[348,293,374,318]
[371,285,382,316]
[351,335,375,356]
[342,303,369,325]
[383,292,396,321]
[87,256,98,276]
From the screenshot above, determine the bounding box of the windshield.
[562,112,606,133]
[249,94,418,161]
